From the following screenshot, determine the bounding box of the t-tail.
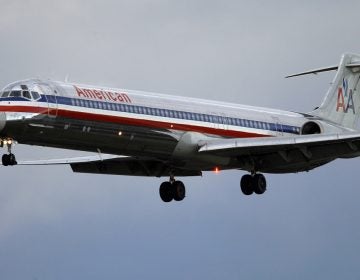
[287,53,360,130]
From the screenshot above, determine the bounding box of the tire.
[2,154,9,166]
[9,153,17,166]
[240,174,253,195]
[173,181,186,201]
[253,174,266,195]
[159,181,173,202]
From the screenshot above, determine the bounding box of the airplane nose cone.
[0,112,6,132]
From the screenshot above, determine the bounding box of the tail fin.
[311,53,360,130]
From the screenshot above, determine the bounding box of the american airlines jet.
[0,53,360,202]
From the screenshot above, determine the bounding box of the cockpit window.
[0,84,41,101]
[31,91,41,100]
[23,91,31,99]
[9,90,21,97]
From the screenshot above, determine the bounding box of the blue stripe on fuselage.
[0,95,301,135]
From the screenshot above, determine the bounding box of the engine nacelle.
[301,121,321,135]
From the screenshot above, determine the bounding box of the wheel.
[8,153,17,166]
[240,174,253,195]
[159,181,173,202]
[173,181,186,201]
[2,154,10,166]
[253,174,266,195]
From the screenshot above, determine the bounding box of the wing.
[70,157,201,177]
[17,154,201,177]
[17,154,121,165]
[198,133,360,173]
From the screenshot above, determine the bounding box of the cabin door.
[39,84,58,117]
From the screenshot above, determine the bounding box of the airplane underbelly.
[2,116,179,158]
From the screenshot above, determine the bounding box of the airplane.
[1,53,360,202]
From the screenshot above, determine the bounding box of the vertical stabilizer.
[312,53,360,130]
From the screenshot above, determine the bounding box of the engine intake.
[301,121,321,135]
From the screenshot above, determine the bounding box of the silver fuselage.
[0,78,351,173]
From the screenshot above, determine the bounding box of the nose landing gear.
[1,138,17,166]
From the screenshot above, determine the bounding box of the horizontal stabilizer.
[286,62,360,78]
[285,65,338,78]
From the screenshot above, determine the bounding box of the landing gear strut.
[1,139,17,166]
[159,175,186,202]
[240,173,266,195]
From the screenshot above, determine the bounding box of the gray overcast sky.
[0,1,360,279]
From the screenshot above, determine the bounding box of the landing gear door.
[39,84,58,117]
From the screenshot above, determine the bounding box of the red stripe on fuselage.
[0,105,270,138]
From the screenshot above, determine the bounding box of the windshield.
[0,83,41,101]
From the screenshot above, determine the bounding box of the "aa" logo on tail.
[336,78,355,114]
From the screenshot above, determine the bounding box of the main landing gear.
[159,175,186,203]
[1,138,17,166]
[240,173,267,195]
